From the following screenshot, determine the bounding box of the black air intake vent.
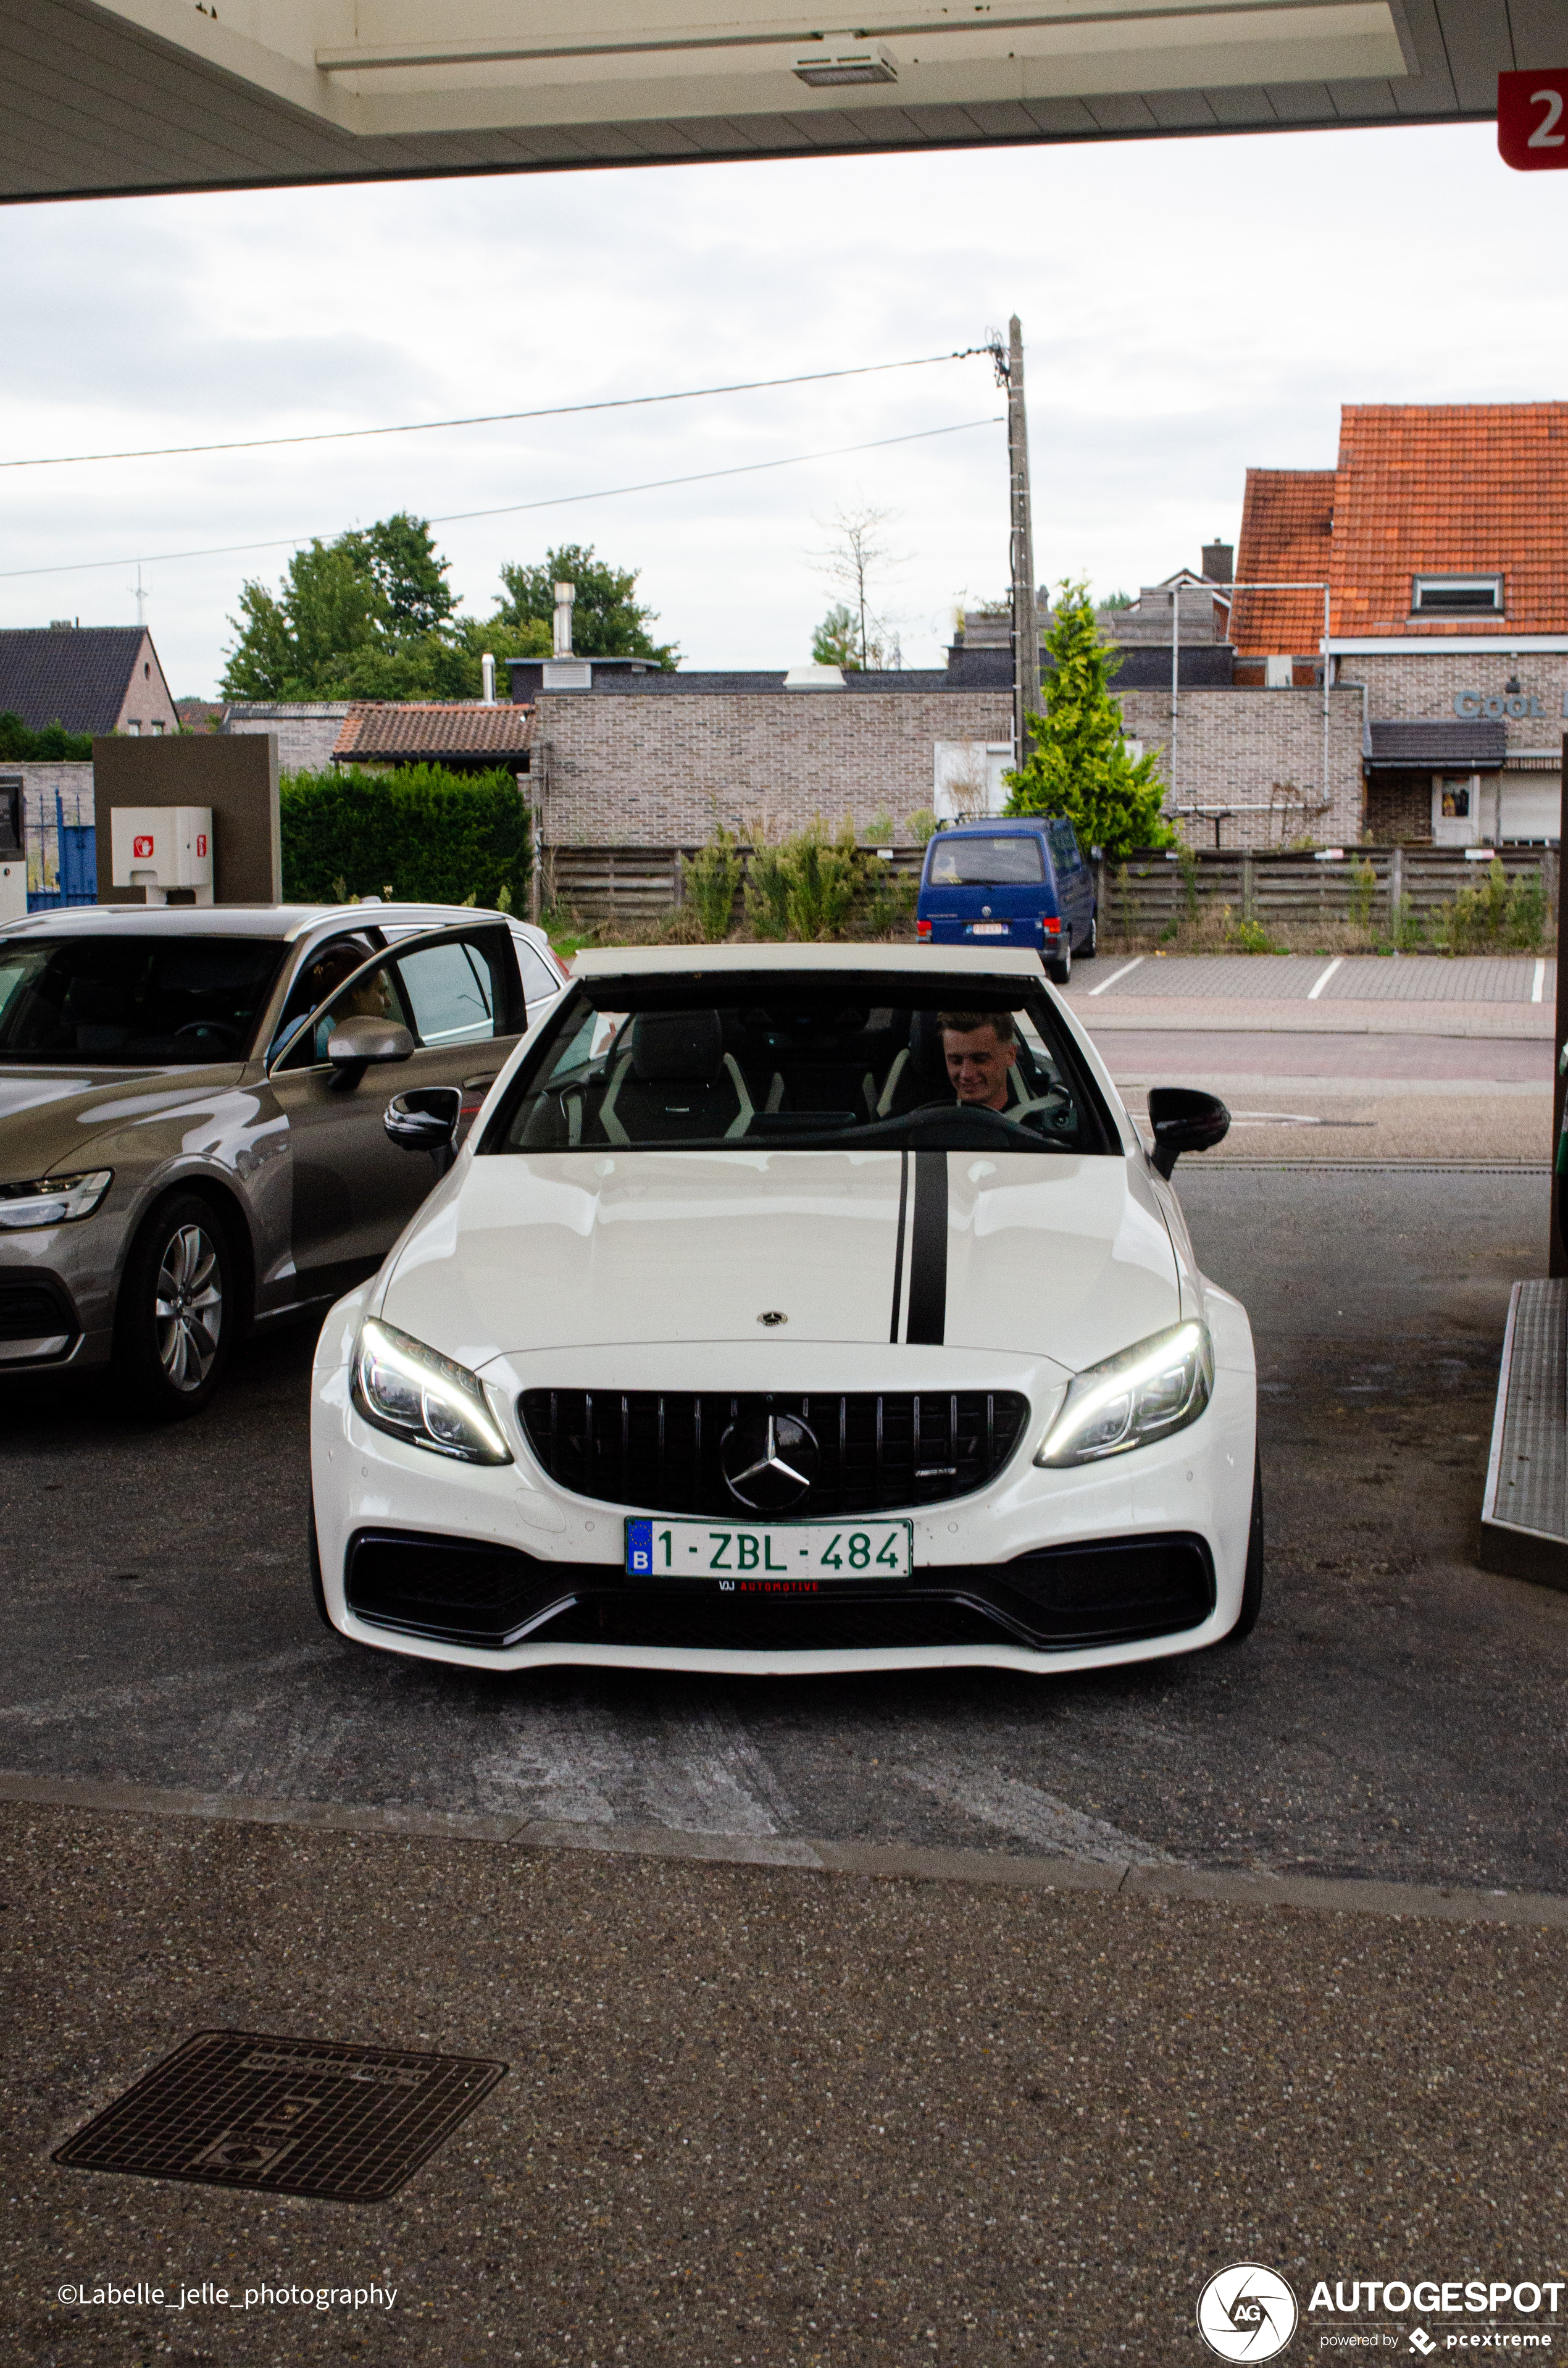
[517,1389,1030,1518]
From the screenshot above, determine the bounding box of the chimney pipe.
[553,582,576,660]
[480,652,496,705]
[1202,540,1233,586]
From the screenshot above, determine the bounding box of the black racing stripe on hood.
[888,1149,909,1344]
[905,1149,948,1345]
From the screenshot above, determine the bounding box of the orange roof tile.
[333,701,533,762]
[1232,469,1334,656]
[1235,406,1568,653]
[1332,403,1568,637]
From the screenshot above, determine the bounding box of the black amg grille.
[517,1389,1031,1517]
[341,1528,1216,1655]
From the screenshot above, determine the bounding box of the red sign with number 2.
[1499,70,1568,169]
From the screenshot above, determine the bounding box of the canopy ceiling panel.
[1,0,1562,199]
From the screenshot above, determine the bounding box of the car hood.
[380,1148,1182,1376]
[0,1062,246,1174]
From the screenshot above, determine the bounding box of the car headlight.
[352,1318,512,1465]
[0,1169,113,1229]
[1036,1320,1213,1466]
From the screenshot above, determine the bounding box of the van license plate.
[970,922,1007,935]
[625,1517,912,1581]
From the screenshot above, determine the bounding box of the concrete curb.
[2,1770,1566,1929]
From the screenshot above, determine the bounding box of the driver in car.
[940,1011,1019,1111]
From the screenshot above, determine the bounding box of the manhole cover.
[53,2030,506,2203]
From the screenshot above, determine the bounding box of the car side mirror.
[1146,1086,1230,1179]
[327,1016,414,1076]
[385,1086,462,1175]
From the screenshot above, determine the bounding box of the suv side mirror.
[327,1016,414,1074]
[1146,1086,1230,1179]
[385,1086,462,1174]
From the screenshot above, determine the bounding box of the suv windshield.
[490,976,1114,1156]
[0,935,286,1065]
[926,834,1045,887]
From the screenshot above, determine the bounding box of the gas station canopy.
[3,0,1558,201]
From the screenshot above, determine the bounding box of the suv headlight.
[352,1318,512,1465]
[1036,1320,1213,1466]
[0,1169,113,1229]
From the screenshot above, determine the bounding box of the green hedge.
[280,764,532,910]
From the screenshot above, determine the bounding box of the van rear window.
[927,835,1045,887]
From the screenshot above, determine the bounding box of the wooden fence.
[1101,843,1558,932]
[541,840,1559,929]
[544,842,924,921]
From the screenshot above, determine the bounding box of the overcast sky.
[1,118,1566,695]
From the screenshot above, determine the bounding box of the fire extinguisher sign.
[1498,69,1568,169]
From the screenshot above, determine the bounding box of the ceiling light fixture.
[792,40,898,84]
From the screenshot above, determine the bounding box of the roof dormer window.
[1412,574,1504,616]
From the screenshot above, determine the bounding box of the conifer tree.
[1006,580,1172,861]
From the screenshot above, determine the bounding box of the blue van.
[915,817,1096,986]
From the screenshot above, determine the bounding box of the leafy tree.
[812,605,862,670]
[810,499,904,671]
[0,711,93,759]
[223,524,437,700]
[493,543,677,667]
[222,520,672,701]
[1006,580,1172,862]
[348,513,457,635]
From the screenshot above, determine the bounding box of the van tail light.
[917,919,932,939]
[1043,916,1061,935]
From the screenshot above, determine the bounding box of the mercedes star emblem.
[757,1310,788,1326]
[720,1412,819,1512]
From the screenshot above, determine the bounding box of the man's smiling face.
[942,1020,1017,1111]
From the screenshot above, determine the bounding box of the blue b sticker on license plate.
[626,1516,912,1583]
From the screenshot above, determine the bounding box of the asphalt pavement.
[0,1164,1560,1894]
[8,1802,1568,2367]
[7,961,1568,2366]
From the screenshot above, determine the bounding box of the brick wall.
[222,703,352,772]
[1337,651,1568,750]
[114,632,180,738]
[533,689,1012,846]
[1364,774,1436,842]
[1117,685,1366,848]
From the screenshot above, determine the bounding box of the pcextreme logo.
[1197,2264,1300,2359]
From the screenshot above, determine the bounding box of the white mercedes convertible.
[309,945,1260,1676]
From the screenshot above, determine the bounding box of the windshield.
[0,935,286,1065]
[488,976,1115,1156]
[926,835,1046,888]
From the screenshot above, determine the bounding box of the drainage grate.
[52,2030,507,2203]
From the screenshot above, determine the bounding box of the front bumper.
[310,1291,1257,1677]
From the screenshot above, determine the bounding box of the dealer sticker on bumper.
[625,1517,912,1582]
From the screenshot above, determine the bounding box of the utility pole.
[992,317,1040,766]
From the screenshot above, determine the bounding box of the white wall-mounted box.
[109,806,214,904]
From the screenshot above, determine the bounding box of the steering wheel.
[173,1021,240,1054]
[904,1100,1032,1146]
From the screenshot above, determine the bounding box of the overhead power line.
[0,414,1004,583]
[0,348,994,473]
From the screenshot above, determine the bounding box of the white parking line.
[1306,956,1343,1002]
[1088,955,1145,998]
[1533,958,1546,1005]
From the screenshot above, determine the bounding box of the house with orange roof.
[1235,406,1568,845]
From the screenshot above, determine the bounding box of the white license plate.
[625,1517,912,1582]
[970,921,1008,935]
